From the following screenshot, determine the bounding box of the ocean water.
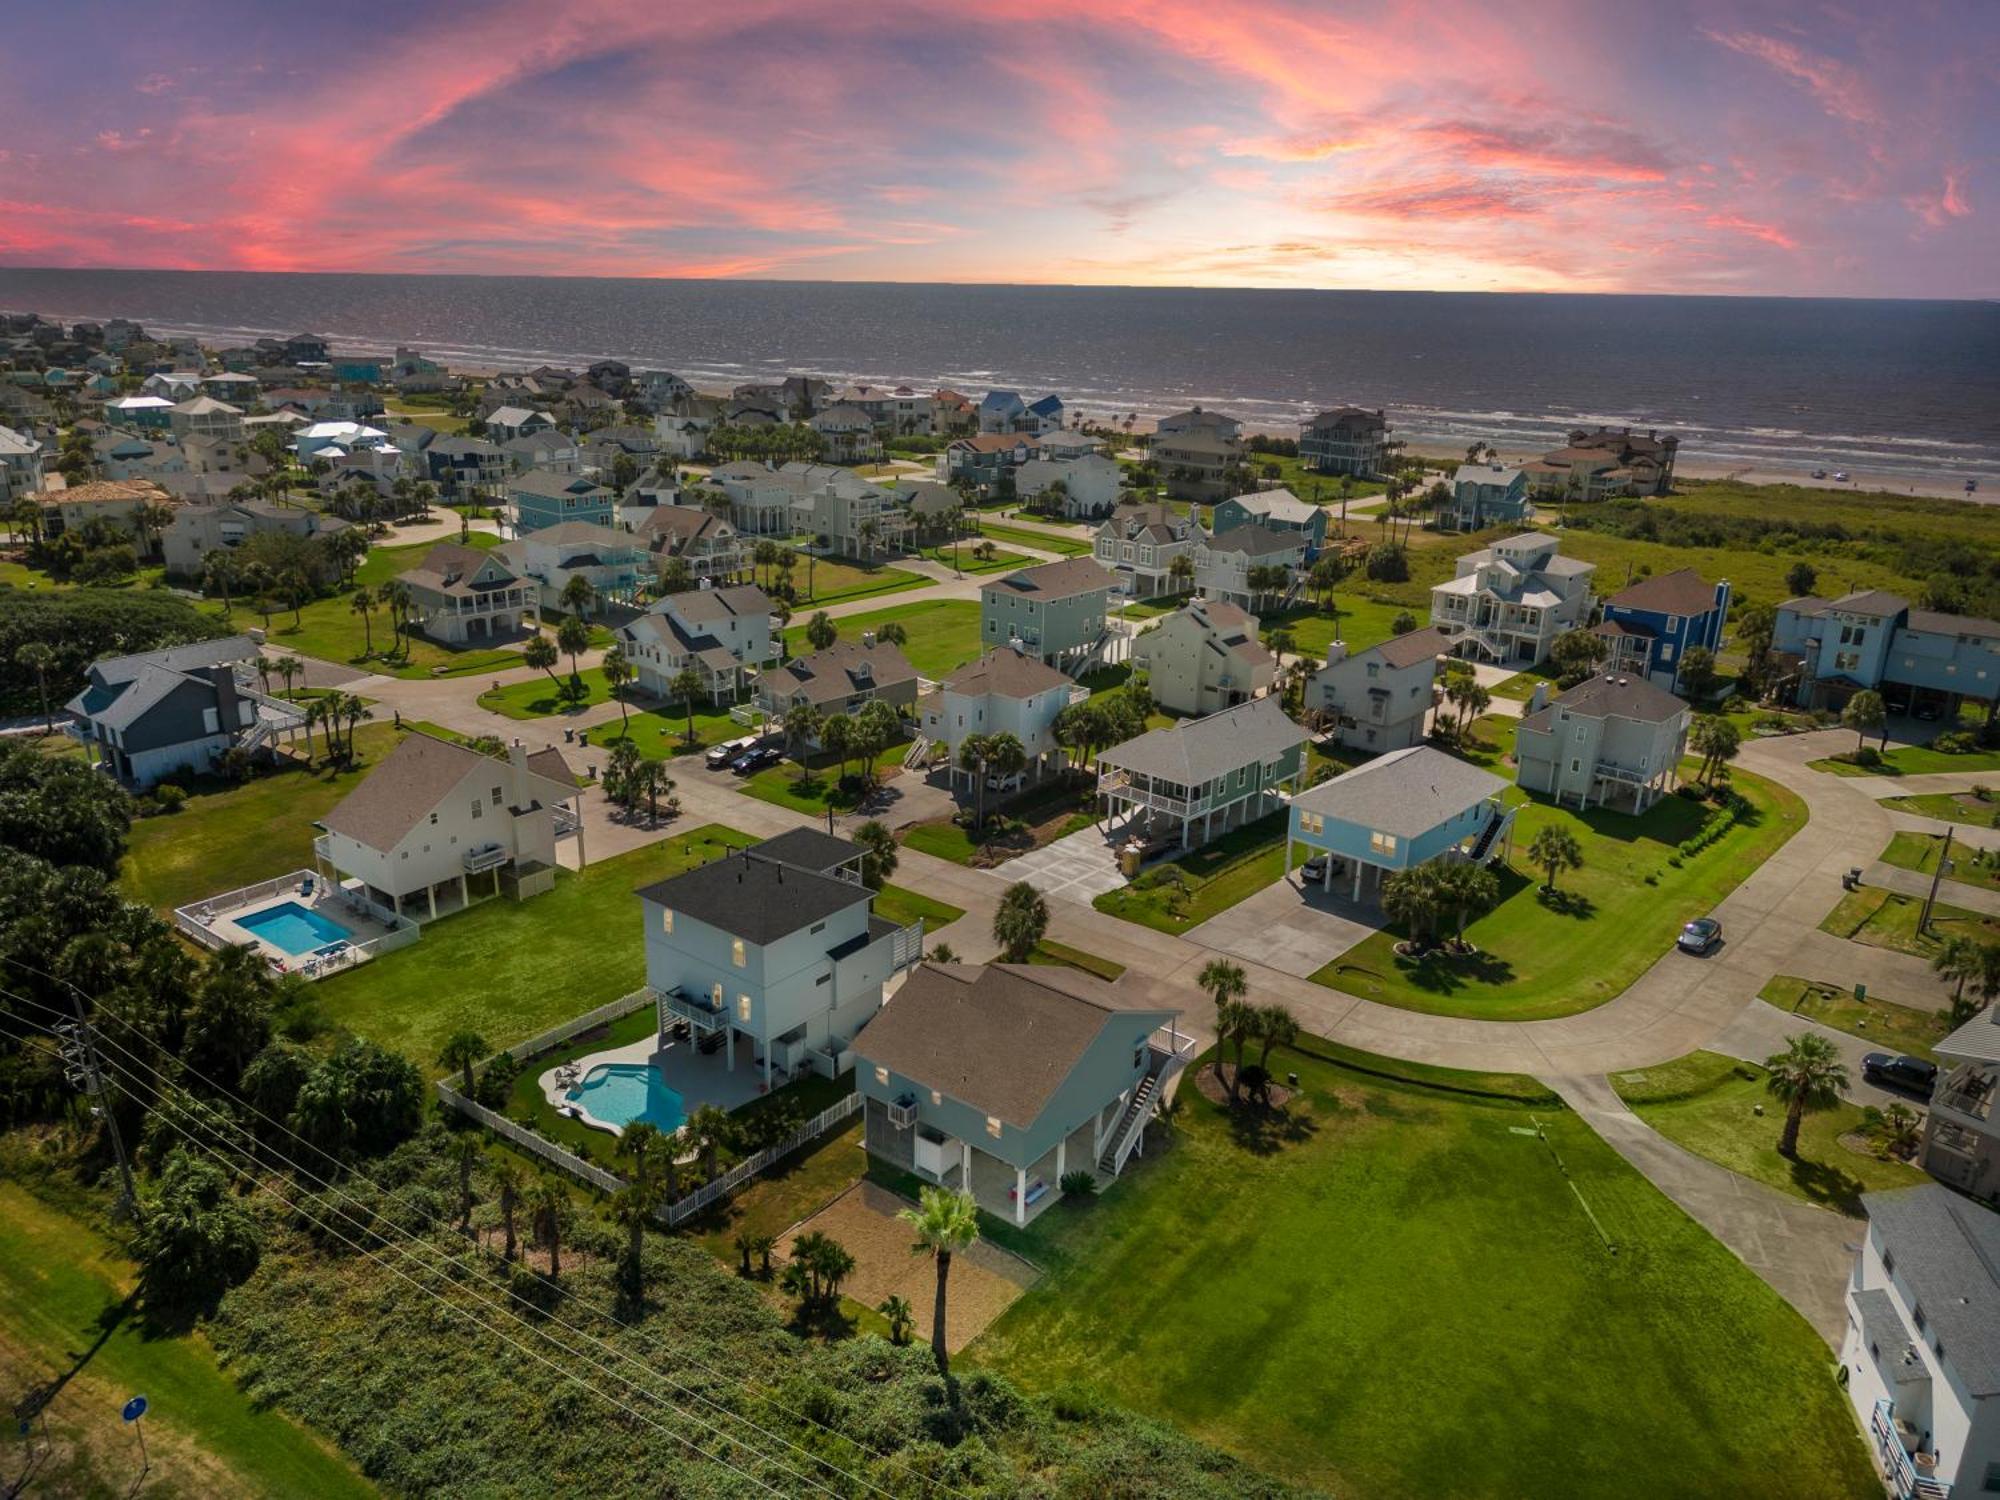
[2,268,1995,485]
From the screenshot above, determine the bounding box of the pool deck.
[539,1031,771,1138]
[188,875,404,977]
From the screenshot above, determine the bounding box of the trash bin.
[1118,842,1143,879]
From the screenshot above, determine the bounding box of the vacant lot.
[1759,975,1949,1062]
[782,599,984,679]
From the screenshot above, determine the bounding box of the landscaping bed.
[900,778,1097,867]
[1759,975,1949,1062]
[1092,811,1306,935]
[738,741,909,815]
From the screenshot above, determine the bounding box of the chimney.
[1324,641,1348,667]
[861,630,877,648]
[1527,682,1550,713]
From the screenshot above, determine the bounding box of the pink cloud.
[1701,28,1882,127]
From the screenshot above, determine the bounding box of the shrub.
[1364,543,1409,582]
[1059,1170,1099,1198]
[1934,730,1977,754]
[1852,745,1882,766]
[152,783,188,814]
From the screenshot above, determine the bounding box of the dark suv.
[1862,1053,1938,1095]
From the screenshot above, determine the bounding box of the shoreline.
[1392,441,1985,503]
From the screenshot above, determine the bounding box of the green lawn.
[738,742,908,815]
[1759,975,1949,1062]
[1027,938,1126,981]
[598,702,754,758]
[900,777,1098,868]
[478,666,615,718]
[914,543,1034,574]
[316,826,756,1063]
[1094,811,1308,935]
[1259,594,1413,662]
[119,724,406,911]
[1809,743,2000,777]
[1819,886,2000,957]
[1881,789,2000,828]
[1881,829,2000,893]
[1492,666,1558,700]
[1614,1050,1928,1215]
[868,884,965,934]
[971,521,1090,556]
[0,1183,375,1499]
[1315,773,1808,1020]
[787,554,931,607]
[782,599,984,679]
[967,1039,1875,1499]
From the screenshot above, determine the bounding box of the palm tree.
[958,732,993,830]
[784,702,824,786]
[560,572,596,623]
[897,1185,980,1373]
[380,579,413,656]
[805,610,837,651]
[337,693,373,759]
[1843,689,1887,753]
[1932,935,1983,1012]
[852,819,898,890]
[1689,714,1742,785]
[684,1104,734,1183]
[350,586,376,656]
[524,630,560,693]
[204,551,239,616]
[633,759,672,824]
[878,1294,915,1346]
[555,615,591,691]
[983,730,1027,795]
[1764,1033,1849,1158]
[753,539,780,588]
[1253,1003,1299,1070]
[14,642,55,732]
[276,654,301,700]
[1198,959,1250,1095]
[530,1180,571,1277]
[1432,859,1500,948]
[436,1030,487,1098]
[602,643,634,734]
[821,713,855,791]
[993,881,1048,962]
[669,667,704,744]
[451,1133,482,1234]
[1527,825,1583,892]
[492,1160,525,1261]
[611,1173,666,1295]
[1382,863,1450,949]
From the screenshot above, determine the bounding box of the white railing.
[1871,1399,1952,1499]
[434,1081,625,1194]
[1098,774,1199,817]
[889,920,925,971]
[463,844,511,874]
[662,1093,862,1225]
[174,869,316,946]
[502,988,655,1063]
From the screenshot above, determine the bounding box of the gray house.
[1310,626,1447,752]
[1193,524,1307,611]
[855,962,1192,1224]
[1096,696,1308,851]
[162,501,357,584]
[65,636,303,788]
[756,637,919,723]
[1513,673,1690,812]
[978,557,1114,673]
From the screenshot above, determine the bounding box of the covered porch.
[1096,765,1281,852]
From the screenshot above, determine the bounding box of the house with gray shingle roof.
[402,542,534,644]
[1840,1185,2000,1497]
[1286,744,1514,904]
[755,636,918,722]
[1430,531,1596,665]
[1092,501,1204,598]
[1192,522,1307,611]
[1133,598,1276,717]
[1923,1006,2000,1203]
[979,557,1114,673]
[1513,672,1690,812]
[1771,589,2000,717]
[1309,626,1448,753]
[919,642,1084,779]
[1095,695,1307,852]
[64,634,302,788]
[614,584,774,703]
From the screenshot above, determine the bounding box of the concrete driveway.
[999,823,1130,905]
[1187,873,1382,977]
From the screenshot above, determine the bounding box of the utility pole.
[1920,827,1955,936]
[55,994,139,1222]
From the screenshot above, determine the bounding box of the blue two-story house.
[1595,568,1731,694]
[854,962,1192,1224]
[1772,590,2000,717]
[1446,463,1532,532]
[1285,745,1514,906]
[507,467,616,534]
[1210,488,1329,555]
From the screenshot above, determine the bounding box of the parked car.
[729,745,783,775]
[706,734,756,769]
[1914,701,1943,722]
[1300,854,1347,885]
[1676,916,1722,954]
[1863,1053,1938,1094]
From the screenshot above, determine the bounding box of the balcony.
[1871,1399,1951,1499]
[1098,772,1199,817]
[462,842,511,875]
[887,1095,919,1129]
[658,985,730,1036]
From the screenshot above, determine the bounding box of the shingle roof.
[1206,524,1304,559]
[764,640,916,707]
[1097,696,1306,785]
[1830,589,1910,617]
[90,663,200,731]
[753,827,864,875]
[510,468,609,501]
[988,557,1112,600]
[1368,625,1450,670]
[1937,1008,2000,1064]
[1905,610,2000,641]
[636,505,733,548]
[854,963,1171,1128]
[942,647,1073,699]
[1291,744,1506,838]
[321,733,495,851]
[88,634,257,686]
[1539,673,1689,725]
[664,584,772,625]
[1607,567,1719,617]
[1230,488,1318,525]
[634,846,871,945]
[1860,1186,2000,1396]
[504,519,633,549]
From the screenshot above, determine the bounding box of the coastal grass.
[1759,975,1949,1063]
[1809,743,2000,777]
[1818,886,2000,958]
[1093,811,1310,935]
[597,702,751,758]
[971,521,1092,556]
[689,1116,869,1267]
[1881,829,2000,893]
[737,742,909,815]
[913,542,1034,574]
[263,534,518,678]
[967,1038,1875,1499]
[868,884,965,933]
[1314,772,1807,1021]
[1613,1050,1927,1215]
[782,599,984,679]
[1880,789,2000,827]
[1026,938,1126,981]
[0,1182,376,1500]
[787,555,930,607]
[314,826,756,1063]
[119,724,406,912]
[900,778,1099,867]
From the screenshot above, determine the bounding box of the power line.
[0,959,969,1499]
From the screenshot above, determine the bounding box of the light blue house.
[1446,463,1532,532]
[1211,488,1329,553]
[1595,568,1730,693]
[978,389,1027,433]
[855,962,1193,1224]
[1772,590,2000,716]
[329,353,387,383]
[507,467,616,534]
[1286,744,1514,904]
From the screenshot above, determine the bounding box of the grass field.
[1759,975,1949,1062]
[1810,743,2000,777]
[1027,938,1126,980]
[1819,886,2000,957]
[1614,1050,1927,1214]
[869,884,965,932]
[598,702,754,758]
[119,724,406,911]
[1880,829,2000,893]
[914,542,1034,574]
[477,665,615,718]
[1093,811,1308,935]
[967,1039,1875,1499]
[971,521,1091,556]
[787,554,930,607]
[1314,773,1807,1020]
[781,599,984,679]
[0,1183,375,1499]
[1258,594,1414,662]
[316,826,755,1063]
[738,742,908,815]
[1881,789,2000,827]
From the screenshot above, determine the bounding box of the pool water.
[237,900,354,956]
[568,1064,686,1134]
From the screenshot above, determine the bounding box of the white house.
[494,521,649,613]
[315,734,582,920]
[1092,502,1204,599]
[1016,452,1122,519]
[402,543,535,644]
[615,584,775,702]
[920,645,1086,781]
[1430,531,1596,665]
[1310,627,1448,753]
[485,405,556,444]
[1841,1185,2000,1500]
[1192,525,1306,611]
[1132,599,1276,717]
[1923,1004,2000,1205]
[1512,673,1690,813]
[0,423,44,501]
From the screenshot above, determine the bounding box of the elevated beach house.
[404,542,535,643]
[1309,626,1448,752]
[919,644,1085,783]
[1769,591,2000,719]
[638,833,926,1089]
[1286,745,1514,904]
[1921,1003,2000,1205]
[614,584,775,703]
[1445,462,1532,532]
[756,635,919,724]
[1096,696,1307,852]
[507,467,616,534]
[315,733,583,920]
[1153,426,1243,502]
[979,557,1114,673]
[855,962,1192,1223]
[1512,673,1690,813]
[1092,501,1204,599]
[1300,406,1388,477]
[1429,531,1596,665]
[1133,598,1276,717]
[495,521,649,613]
[1193,524,1306,612]
[1595,568,1731,693]
[633,504,747,583]
[65,635,303,789]
[1211,487,1328,554]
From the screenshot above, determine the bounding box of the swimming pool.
[567,1063,686,1135]
[237,900,354,956]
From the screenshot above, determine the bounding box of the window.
[471,800,482,819]
[986,1115,1003,1139]
[1882,1249,1895,1276]
[733,992,751,1021]
[931,1089,942,1105]
[1369,831,1397,856]
[429,812,438,825]
[491,785,503,804]
[660,908,674,934]
[1366,661,1380,678]
[1660,644,1675,663]
[1982,1462,2000,1493]
[202,707,220,734]
[1835,650,1861,672]
[1298,811,1324,835]
[731,938,746,967]
[810,921,826,935]
[1570,758,1582,773]
[710,981,724,1006]
[874,1065,889,1085]
[1912,1303,1926,1332]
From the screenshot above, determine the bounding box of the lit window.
[731,938,746,967]
[1369,831,1398,856]
[986,1115,1003,1139]
[931,1089,942,1106]
[711,981,723,1006]
[874,1065,889,1085]
[737,993,751,1021]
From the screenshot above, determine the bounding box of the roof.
[1607,568,1720,618]
[942,646,1073,699]
[764,640,917,707]
[1229,488,1318,525]
[322,732,556,852]
[487,405,549,426]
[987,557,1112,601]
[1097,696,1306,785]
[1937,1009,2000,1065]
[1367,625,1450,670]
[1905,609,2000,641]
[753,827,864,875]
[85,636,255,688]
[1860,1186,2000,1396]
[404,542,519,595]
[854,963,1169,1129]
[510,468,609,501]
[1292,745,1506,837]
[1828,589,1909,618]
[504,519,633,550]
[953,432,1037,454]
[1453,463,1522,486]
[1205,524,1304,559]
[526,747,577,785]
[1523,673,1688,730]
[1778,595,1831,618]
[39,478,168,507]
[89,663,201,730]
[1306,406,1385,429]
[169,396,242,417]
[634,846,871,945]
[636,504,733,548]
[663,583,772,626]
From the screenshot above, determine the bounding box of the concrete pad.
[1000,824,1130,905]
[1186,874,1381,978]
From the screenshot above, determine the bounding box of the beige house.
[1132,599,1275,717]
[38,479,177,552]
[1092,502,1204,598]
[402,542,535,644]
[163,501,357,584]
[634,504,747,582]
[757,636,919,723]
[1153,427,1243,501]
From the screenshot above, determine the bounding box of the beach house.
[1300,407,1388,477]
[855,963,1192,1223]
[495,522,648,614]
[1769,592,2000,718]
[633,504,747,583]
[808,403,883,465]
[979,557,1114,673]
[1309,627,1448,752]
[1512,674,1690,812]
[1192,525,1306,611]
[1285,745,1514,904]
[1095,697,1307,852]
[1132,599,1276,717]
[0,423,44,501]
[1429,531,1596,665]
[1153,427,1243,502]
[1445,463,1532,531]
[485,405,556,444]
[1211,488,1328,554]
[402,543,535,644]
[614,584,775,703]
[64,635,303,789]
[1924,1003,2000,1205]
[1595,568,1731,692]
[162,501,357,585]
[1092,502,1204,599]
[1016,451,1122,518]
[507,468,616,534]
[167,396,244,445]
[755,636,920,724]
[919,645,1084,782]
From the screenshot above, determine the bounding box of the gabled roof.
[509,468,609,501]
[763,640,917,707]
[504,519,634,549]
[942,646,1073,700]
[1523,672,1688,728]
[987,557,1112,601]
[663,583,772,626]
[486,404,550,427]
[1860,1186,2000,1396]
[1365,625,1450,670]
[854,962,1171,1129]
[1905,609,2000,641]
[635,846,871,945]
[404,542,519,595]
[1291,744,1505,838]
[636,504,734,549]
[1606,567,1720,617]
[86,634,256,689]
[1828,589,1910,618]
[1228,488,1318,525]
[1097,696,1306,785]
[321,732,560,853]
[1205,524,1304,559]
[952,432,1037,454]
[753,827,864,876]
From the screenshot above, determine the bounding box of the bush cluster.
[1674,790,1749,860]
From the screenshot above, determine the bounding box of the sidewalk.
[1862,860,2000,918]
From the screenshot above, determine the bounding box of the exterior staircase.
[902,735,932,771]
[1468,808,1507,863]
[1097,1074,1159,1175]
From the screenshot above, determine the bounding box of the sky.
[0,1,1992,297]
